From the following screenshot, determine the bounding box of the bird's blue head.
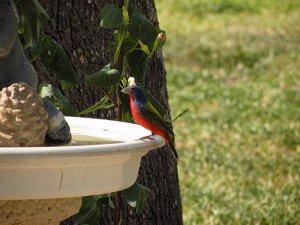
[121,84,147,104]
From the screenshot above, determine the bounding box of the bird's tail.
[160,131,178,159]
[168,140,178,159]
[165,134,178,159]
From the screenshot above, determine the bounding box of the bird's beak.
[121,87,130,94]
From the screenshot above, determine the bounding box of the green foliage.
[33,36,77,90]
[99,1,162,81]
[17,0,49,48]
[72,182,150,224]
[77,95,113,116]
[128,13,158,45]
[156,0,300,224]
[17,1,77,90]
[100,4,123,29]
[122,183,150,214]
[118,35,138,56]
[72,195,113,225]
[73,196,100,225]
[85,64,121,88]
[138,40,151,56]
[126,50,148,82]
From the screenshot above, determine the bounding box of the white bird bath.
[0,117,165,225]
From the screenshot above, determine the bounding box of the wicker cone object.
[0,82,48,146]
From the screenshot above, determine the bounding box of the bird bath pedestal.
[0,117,165,225]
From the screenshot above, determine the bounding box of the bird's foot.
[139,135,155,142]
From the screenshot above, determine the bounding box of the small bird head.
[121,85,147,103]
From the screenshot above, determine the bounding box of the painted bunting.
[121,84,178,159]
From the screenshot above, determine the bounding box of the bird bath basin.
[0,116,165,225]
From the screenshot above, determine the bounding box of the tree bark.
[35,1,182,224]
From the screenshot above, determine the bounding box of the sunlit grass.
[156,0,300,224]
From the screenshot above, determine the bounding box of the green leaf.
[30,0,50,20]
[123,182,150,214]
[18,2,40,48]
[86,64,121,87]
[73,196,102,225]
[127,50,148,82]
[172,109,189,122]
[122,5,129,24]
[100,4,123,29]
[138,40,151,56]
[121,35,138,56]
[118,213,122,225]
[124,0,129,7]
[72,193,116,225]
[77,95,111,116]
[18,0,49,48]
[39,83,76,116]
[96,194,115,209]
[121,76,128,87]
[34,36,77,90]
[128,12,158,45]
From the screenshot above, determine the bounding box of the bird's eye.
[131,88,135,92]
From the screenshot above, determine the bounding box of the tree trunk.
[35,1,182,224]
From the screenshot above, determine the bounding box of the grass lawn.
[155,0,300,224]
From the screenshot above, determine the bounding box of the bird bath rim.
[0,116,165,158]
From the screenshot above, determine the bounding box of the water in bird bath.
[46,134,122,146]
[66,134,122,146]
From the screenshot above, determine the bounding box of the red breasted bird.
[121,83,178,159]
